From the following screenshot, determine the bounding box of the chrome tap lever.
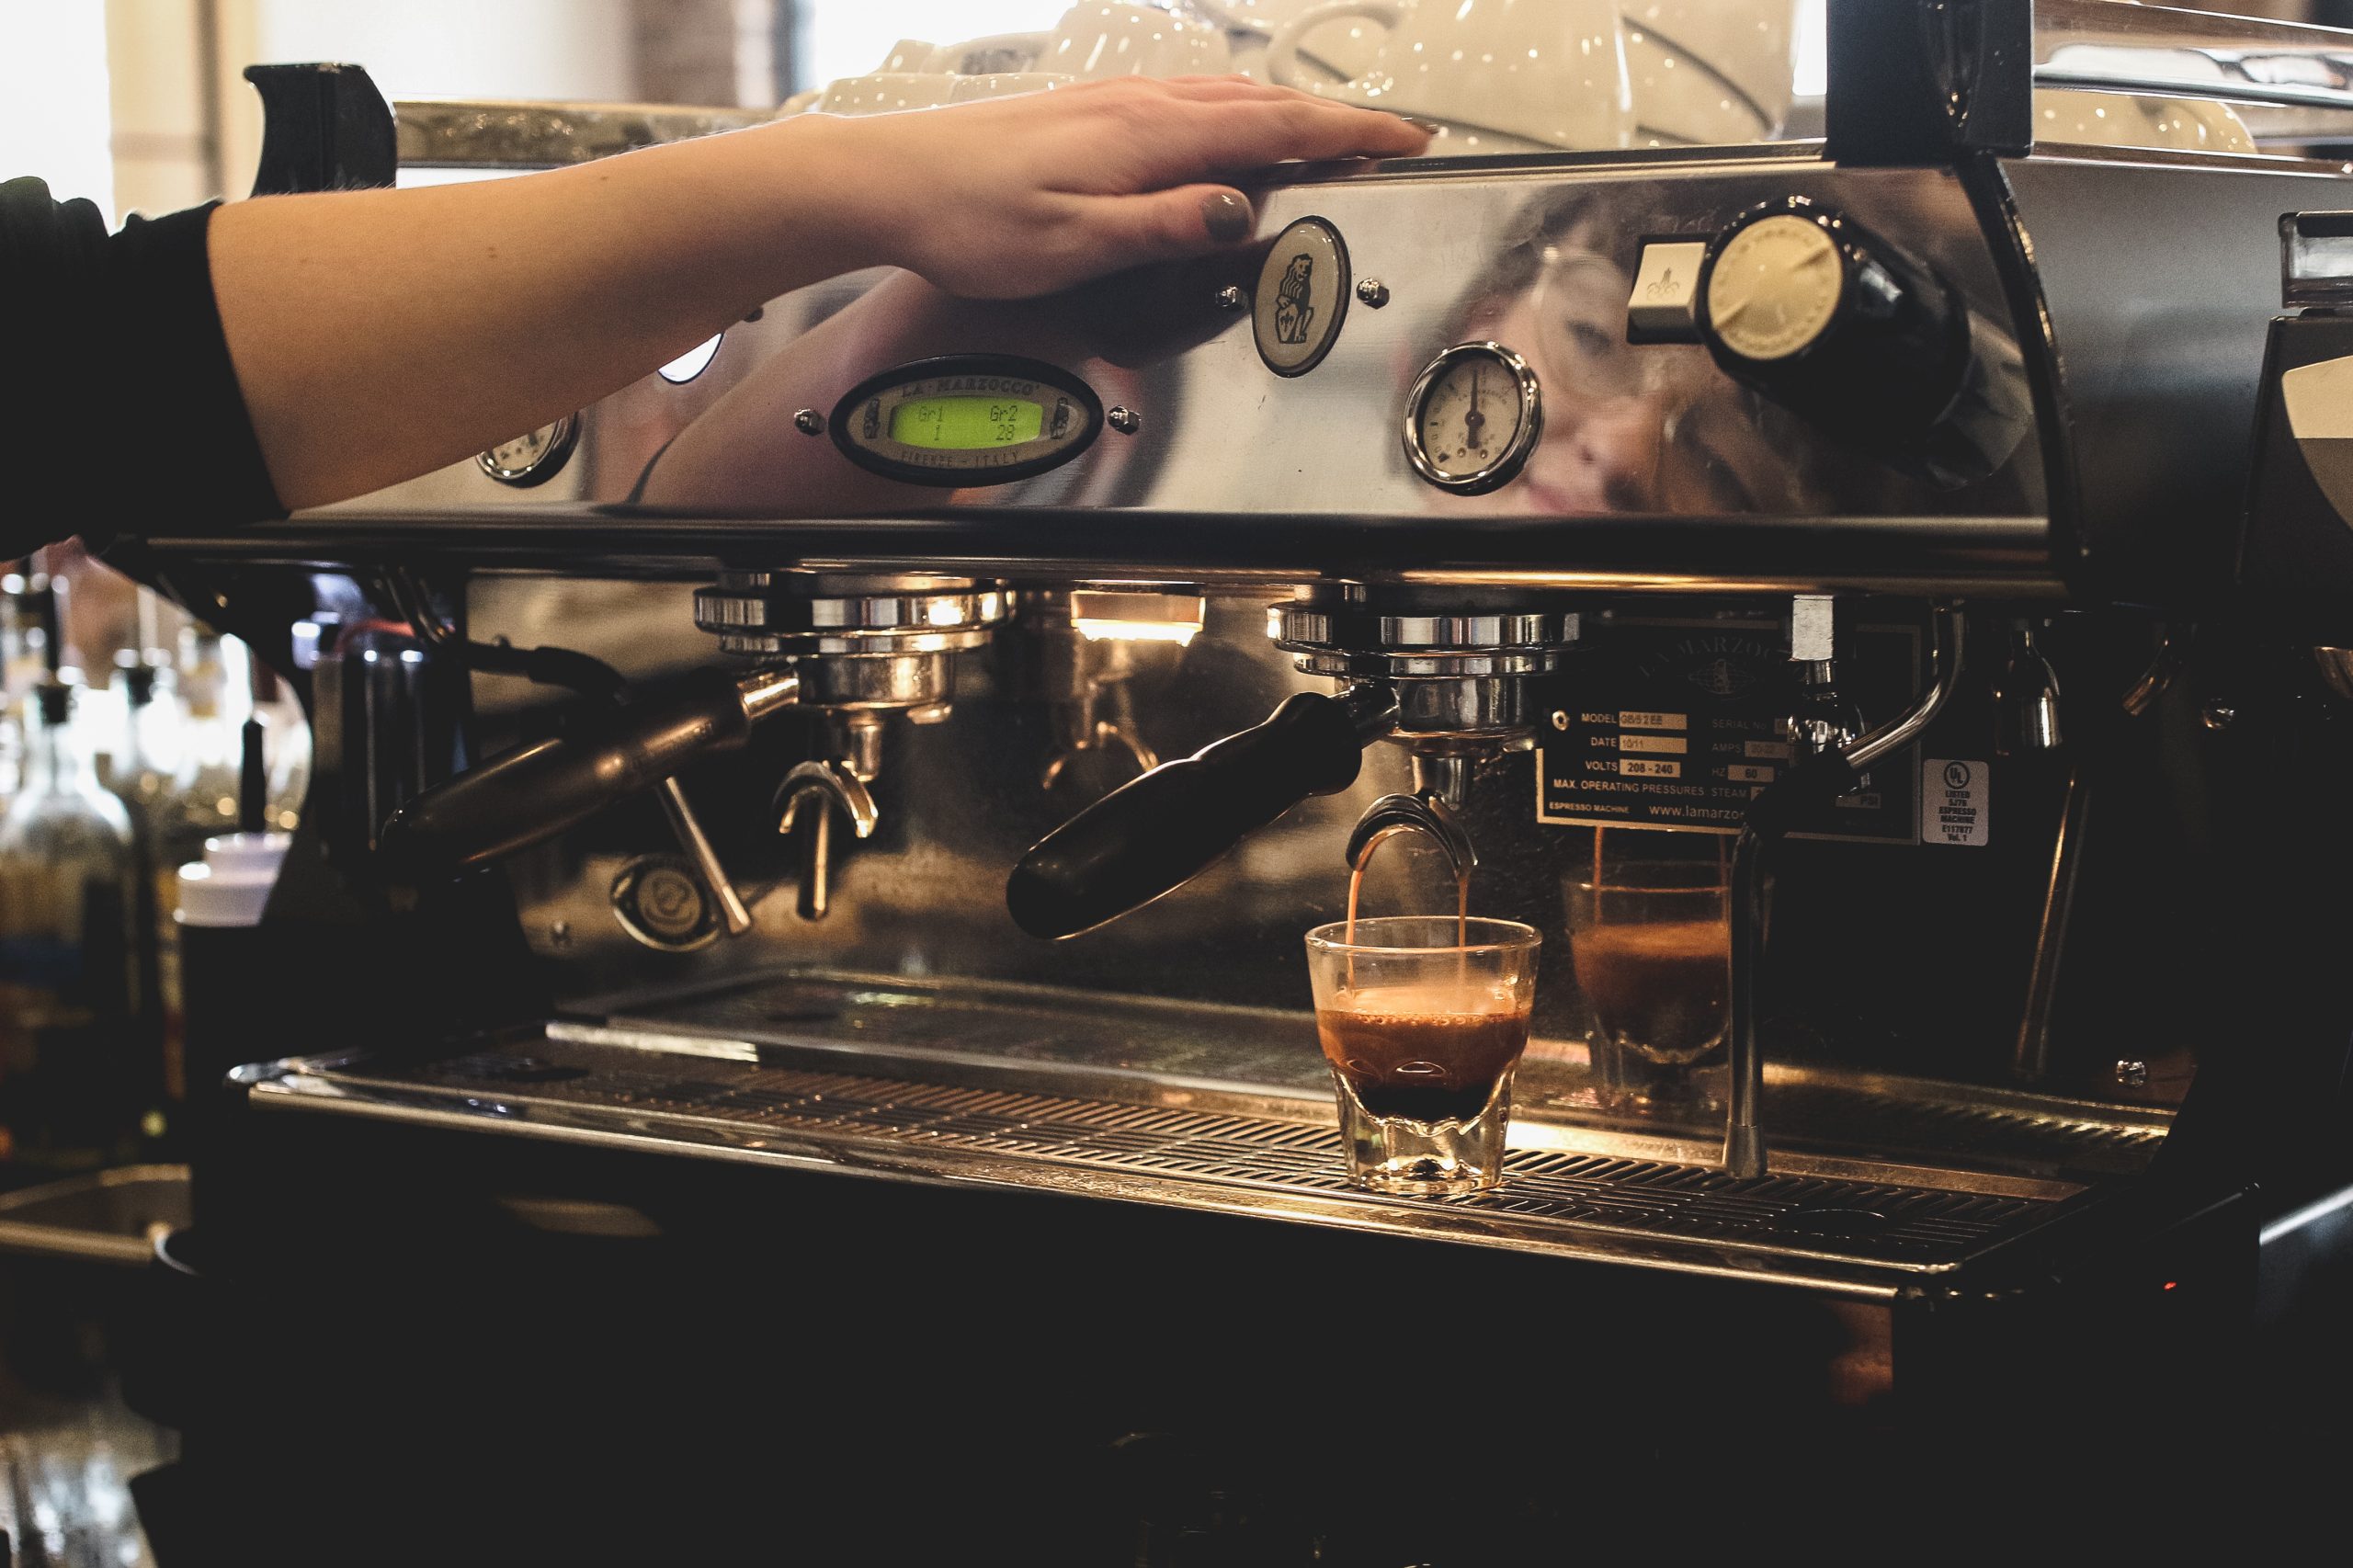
[1347,793,1478,884]
[655,778,752,937]
[777,759,880,923]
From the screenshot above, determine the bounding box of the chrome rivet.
[793,408,825,436]
[1214,285,1248,312]
[1551,710,1571,732]
[550,920,574,950]
[2115,1060,2148,1087]
[1108,406,1142,436]
[1356,278,1391,308]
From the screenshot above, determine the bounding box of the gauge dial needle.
[1465,367,1488,452]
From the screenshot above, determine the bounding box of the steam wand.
[1724,607,1964,1179]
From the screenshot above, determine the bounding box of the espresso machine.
[104,3,2353,1554]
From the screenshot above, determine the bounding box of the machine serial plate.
[830,355,1104,487]
[1537,618,1921,841]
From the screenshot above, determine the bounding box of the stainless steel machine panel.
[207,151,2056,601]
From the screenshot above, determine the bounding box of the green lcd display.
[890,396,1044,450]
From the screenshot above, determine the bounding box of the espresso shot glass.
[1565,861,1731,1115]
[1304,917,1542,1196]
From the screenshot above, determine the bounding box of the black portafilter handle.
[1007,689,1394,940]
[379,667,799,882]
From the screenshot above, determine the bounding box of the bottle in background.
[165,626,244,868]
[109,654,186,1130]
[0,677,142,1176]
[0,565,50,798]
[249,663,312,834]
[175,718,292,1210]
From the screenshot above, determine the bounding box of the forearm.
[204,80,1423,514]
[211,115,878,511]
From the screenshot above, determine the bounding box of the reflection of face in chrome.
[1453,203,1799,517]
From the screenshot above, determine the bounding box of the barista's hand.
[213,76,1423,511]
[806,77,1428,298]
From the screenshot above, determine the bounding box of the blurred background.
[0,1,2339,1559]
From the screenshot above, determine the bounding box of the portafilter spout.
[697,572,1009,925]
[776,758,881,923]
[1347,792,1477,885]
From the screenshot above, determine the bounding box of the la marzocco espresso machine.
[103,2,2353,1556]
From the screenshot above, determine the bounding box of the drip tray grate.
[270,1037,2084,1286]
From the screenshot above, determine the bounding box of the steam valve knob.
[1698,198,1969,464]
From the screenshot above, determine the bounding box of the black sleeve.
[1,177,285,562]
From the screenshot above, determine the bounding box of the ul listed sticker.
[1922,759,1990,846]
[1255,218,1350,377]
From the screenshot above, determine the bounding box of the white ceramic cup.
[2137,97,2256,154]
[873,38,943,73]
[813,74,961,115]
[2031,89,2160,148]
[949,71,1078,102]
[1620,2,1796,138]
[1267,0,1631,152]
[1181,0,1382,80]
[928,30,1051,74]
[933,5,1233,81]
[2030,89,2255,154]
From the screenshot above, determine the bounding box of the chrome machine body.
[112,3,2353,1542]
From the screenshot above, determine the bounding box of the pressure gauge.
[478,415,579,487]
[1404,343,1542,494]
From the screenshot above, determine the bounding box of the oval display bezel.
[829,355,1106,488]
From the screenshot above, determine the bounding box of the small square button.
[1627,240,1710,344]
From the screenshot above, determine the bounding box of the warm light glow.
[0,3,114,217]
[1074,619,1199,647]
[1794,0,1829,98]
[1069,587,1206,646]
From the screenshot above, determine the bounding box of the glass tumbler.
[1565,861,1732,1113]
[1303,916,1541,1196]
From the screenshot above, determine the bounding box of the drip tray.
[584,970,2169,1180]
[244,973,2143,1298]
